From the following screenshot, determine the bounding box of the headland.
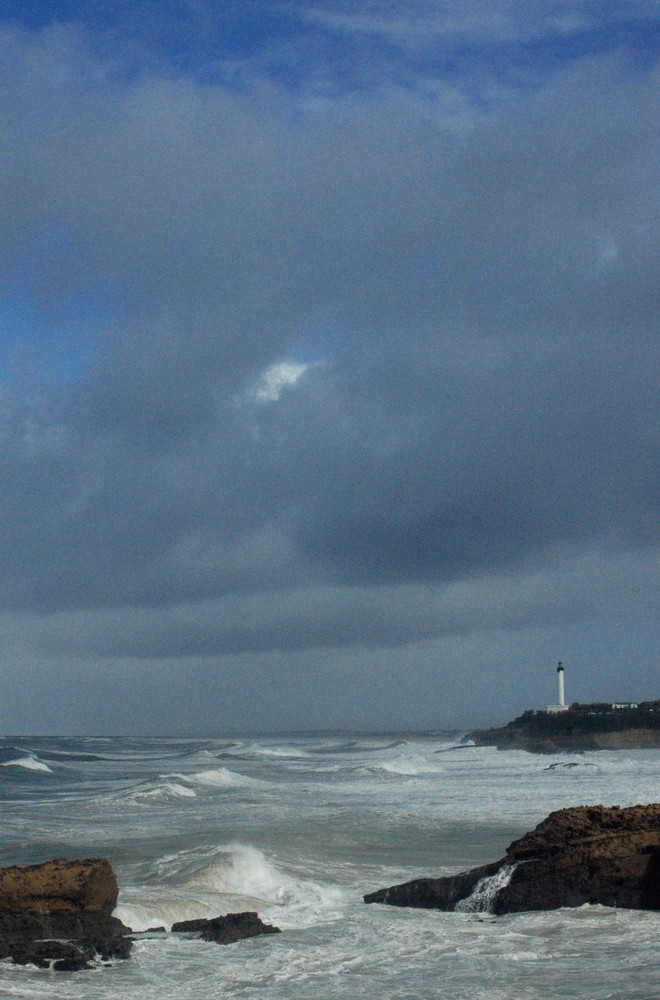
[464,700,660,753]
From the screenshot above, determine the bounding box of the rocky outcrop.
[364,862,502,909]
[364,803,660,914]
[172,912,280,944]
[0,857,132,970]
[0,858,282,971]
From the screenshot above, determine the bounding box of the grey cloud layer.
[11,544,659,662]
[1,26,658,667]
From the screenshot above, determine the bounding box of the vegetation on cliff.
[465,700,660,752]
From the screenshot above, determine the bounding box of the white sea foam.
[125,781,198,803]
[116,843,344,933]
[186,844,286,901]
[372,754,444,776]
[247,744,309,758]
[455,865,517,914]
[114,896,209,933]
[115,766,256,805]
[184,766,256,787]
[2,755,52,772]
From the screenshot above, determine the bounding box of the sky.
[0,0,659,735]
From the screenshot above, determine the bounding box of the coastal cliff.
[464,700,660,752]
[364,803,660,914]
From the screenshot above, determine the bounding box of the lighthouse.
[557,662,565,707]
[547,661,569,713]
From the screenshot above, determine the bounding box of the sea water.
[1,733,659,999]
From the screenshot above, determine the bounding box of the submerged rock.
[0,857,132,969]
[364,803,660,914]
[172,911,280,944]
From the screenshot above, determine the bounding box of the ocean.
[1,733,659,999]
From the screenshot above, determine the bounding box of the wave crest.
[371,755,444,776]
[115,843,344,933]
[1,755,52,773]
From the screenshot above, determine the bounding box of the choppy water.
[1,733,659,998]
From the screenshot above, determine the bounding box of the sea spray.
[115,843,345,933]
[454,864,517,913]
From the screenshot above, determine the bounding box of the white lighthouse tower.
[547,661,569,713]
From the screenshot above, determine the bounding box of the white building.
[547,661,569,713]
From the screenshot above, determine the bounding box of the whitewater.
[1,733,659,999]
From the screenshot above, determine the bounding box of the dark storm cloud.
[299,330,660,582]
[0,19,658,687]
[8,543,659,666]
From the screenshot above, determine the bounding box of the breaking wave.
[114,766,259,805]
[1,755,52,773]
[370,755,444,776]
[115,843,344,933]
[182,767,258,788]
[128,782,198,803]
[246,744,309,758]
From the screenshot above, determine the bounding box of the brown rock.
[0,857,118,918]
[364,803,660,915]
[497,804,660,913]
[507,803,660,858]
[0,857,131,968]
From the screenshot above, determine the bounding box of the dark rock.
[0,857,132,968]
[53,955,93,972]
[2,939,94,971]
[364,862,501,908]
[172,911,280,944]
[80,927,133,961]
[364,803,660,915]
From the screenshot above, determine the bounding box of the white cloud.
[297,1,593,48]
[248,360,317,404]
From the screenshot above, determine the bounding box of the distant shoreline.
[464,700,660,752]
